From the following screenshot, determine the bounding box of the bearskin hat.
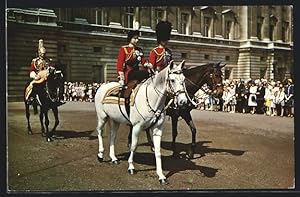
[156,20,172,43]
[127,30,139,42]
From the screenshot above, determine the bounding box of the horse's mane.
[184,63,215,77]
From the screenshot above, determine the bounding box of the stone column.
[239,6,248,40]
[262,6,270,41]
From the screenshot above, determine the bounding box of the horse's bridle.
[185,67,222,95]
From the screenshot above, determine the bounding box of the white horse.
[94,60,188,184]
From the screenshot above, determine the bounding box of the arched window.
[200,6,216,38]
[222,9,237,40]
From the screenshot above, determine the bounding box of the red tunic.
[116,45,147,83]
[149,47,172,71]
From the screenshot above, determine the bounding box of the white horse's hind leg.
[109,119,120,164]
[96,114,108,162]
[152,127,168,184]
[128,124,141,174]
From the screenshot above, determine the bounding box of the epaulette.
[152,47,165,56]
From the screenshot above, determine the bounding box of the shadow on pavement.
[117,140,246,179]
[52,130,94,139]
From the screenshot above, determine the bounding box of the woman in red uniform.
[116,30,150,87]
[148,21,172,72]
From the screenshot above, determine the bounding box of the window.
[124,7,134,28]
[181,53,188,59]
[95,8,103,25]
[204,54,210,60]
[204,17,212,37]
[225,56,230,61]
[155,9,164,24]
[282,22,289,42]
[225,21,232,39]
[93,47,103,53]
[181,13,189,34]
[257,22,262,40]
[269,24,275,41]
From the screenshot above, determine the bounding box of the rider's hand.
[119,79,125,87]
[144,62,153,69]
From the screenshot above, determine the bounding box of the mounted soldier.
[25,39,65,106]
[116,30,151,115]
[148,20,173,72]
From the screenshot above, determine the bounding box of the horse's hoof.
[97,156,103,162]
[46,137,53,142]
[28,131,33,135]
[111,160,120,165]
[128,169,136,175]
[41,132,46,137]
[159,179,169,185]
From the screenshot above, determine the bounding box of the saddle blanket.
[102,83,143,106]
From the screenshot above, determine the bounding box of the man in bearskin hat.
[116,30,151,115]
[148,20,172,72]
[25,39,65,106]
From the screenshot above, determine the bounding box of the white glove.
[119,79,125,87]
[145,62,153,69]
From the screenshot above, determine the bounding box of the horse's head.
[47,63,64,90]
[205,62,225,98]
[167,60,188,107]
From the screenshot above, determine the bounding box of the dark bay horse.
[24,65,64,142]
[167,62,225,159]
[139,62,225,159]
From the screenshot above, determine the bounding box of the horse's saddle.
[102,81,142,106]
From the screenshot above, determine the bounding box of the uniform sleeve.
[29,60,36,72]
[116,47,125,74]
[149,49,156,69]
[139,48,148,67]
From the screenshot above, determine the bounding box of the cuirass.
[35,58,50,71]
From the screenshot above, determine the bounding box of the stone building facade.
[6,6,293,100]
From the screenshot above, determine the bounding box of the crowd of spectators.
[195,78,294,117]
[63,81,101,102]
[63,78,294,118]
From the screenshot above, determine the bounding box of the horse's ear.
[180,60,186,70]
[169,60,174,69]
[220,63,226,68]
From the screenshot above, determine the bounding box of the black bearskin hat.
[127,30,139,42]
[156,20,172,43]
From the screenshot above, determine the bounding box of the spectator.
[274,83,286,117]
[284,79,294,117]
[248,81,258,114]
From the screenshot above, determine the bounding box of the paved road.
[7,102,294,191]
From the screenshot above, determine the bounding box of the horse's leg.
[146,128,154,152]
[128,124,142,175]
[96,115,108,162]
[127,125,133,149]
[25,102,33,135]
[39,109,46,137]
[152,126,168,185]
[51,107,59,135]
[182,111,196,159]
[44,110,52,142]
[171,114,179,157]
[109,119,120,164]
